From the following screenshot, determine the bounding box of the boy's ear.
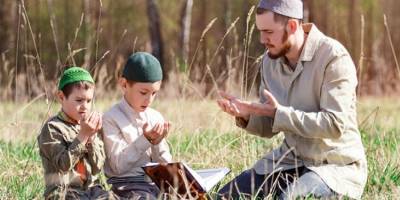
[56,90,65,102]
[119,77,127,91]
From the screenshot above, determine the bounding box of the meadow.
[0,96,399,199]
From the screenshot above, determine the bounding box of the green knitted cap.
[122,52,163,82]
[58,66,94,90]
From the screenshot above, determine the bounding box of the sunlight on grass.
[0,97,399,199]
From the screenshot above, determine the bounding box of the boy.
[102,52,172,200]
[38,67,115,199]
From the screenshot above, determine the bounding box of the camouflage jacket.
[37,111,106,199]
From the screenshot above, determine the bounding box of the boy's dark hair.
[126,79,136,86]
[61,81,94,97]
[256,7,303,25]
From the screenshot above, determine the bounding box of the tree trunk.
[0,0,16,87]
[146,0,166,80]
[83,0,100,71]
[179,0,193,65]
[304,0,314,23]
[364,1,381,95]
[348,0,359,61]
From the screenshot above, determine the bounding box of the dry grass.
[0,97,399,199]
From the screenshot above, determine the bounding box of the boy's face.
[58,86,94,123]
[121,79,161,113]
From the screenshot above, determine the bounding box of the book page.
[143,162,230,193]
[181,162,207,191]
[195,168,230,191]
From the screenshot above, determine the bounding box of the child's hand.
[143,121,170,145]
[78,111,102,144]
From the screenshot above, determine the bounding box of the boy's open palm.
[78,111,102,143]
[143,122,170,145]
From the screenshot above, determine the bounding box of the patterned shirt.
[37,111,105,198]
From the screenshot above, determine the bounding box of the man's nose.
[260,33,268,45]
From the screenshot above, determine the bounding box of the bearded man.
[216,0,367,199]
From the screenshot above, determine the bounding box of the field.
[0,97,399,199]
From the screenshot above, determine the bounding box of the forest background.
[1,0,400,100]
[1,0,400,199]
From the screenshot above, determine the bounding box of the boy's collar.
[120,97,145,119]
[57,110,79,125]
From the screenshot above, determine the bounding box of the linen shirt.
[242,24,367,199]
[102,98,172,178]
[37,112,105,198]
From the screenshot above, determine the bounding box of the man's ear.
[286,19,298,34]
[56,90,65,102]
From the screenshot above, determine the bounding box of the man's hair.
[61,81,94,97]
[256,7,303,25]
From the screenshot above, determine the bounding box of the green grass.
[0,97,400,199]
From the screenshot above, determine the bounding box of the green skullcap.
[122,52,163,82]
[58,66,94,90]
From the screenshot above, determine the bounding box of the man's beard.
[267,31,291,59]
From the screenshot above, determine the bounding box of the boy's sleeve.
[38,122,87,172]
[86,134,105,175]
[102,116,152,175]
[151,139,172,163]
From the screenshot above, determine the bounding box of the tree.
[179,0,193,65]
[146,0,166,80]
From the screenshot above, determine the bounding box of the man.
[216,0,367,199]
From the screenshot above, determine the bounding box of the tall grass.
[0,1,399,199]
[0,97,399,199]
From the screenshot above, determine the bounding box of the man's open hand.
[216,90,279,119]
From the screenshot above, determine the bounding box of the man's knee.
[278,171,336,200]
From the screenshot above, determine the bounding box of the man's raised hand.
[217,90,279,119]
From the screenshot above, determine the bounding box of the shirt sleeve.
[151,139,172,163]
[102,116,152,175]
[86,134,105,175]
[243,70,279,138]
[272,55,358,139]
[38,123,87,172]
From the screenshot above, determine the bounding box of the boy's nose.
[82,102,90,110]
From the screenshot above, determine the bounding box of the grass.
[0,97,399,199]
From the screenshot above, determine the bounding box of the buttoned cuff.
[272,105,292,133]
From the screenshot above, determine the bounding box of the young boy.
[38,67,116,200]
[102,52,172,200]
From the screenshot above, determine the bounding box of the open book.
[142,162,230,197]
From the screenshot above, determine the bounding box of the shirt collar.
[277,23,324,67]
[120,97,144,121]
[57,110,79,125]
[298,23,325,62]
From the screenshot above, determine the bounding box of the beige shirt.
[102,98,172,178]
[243,24,367,199]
